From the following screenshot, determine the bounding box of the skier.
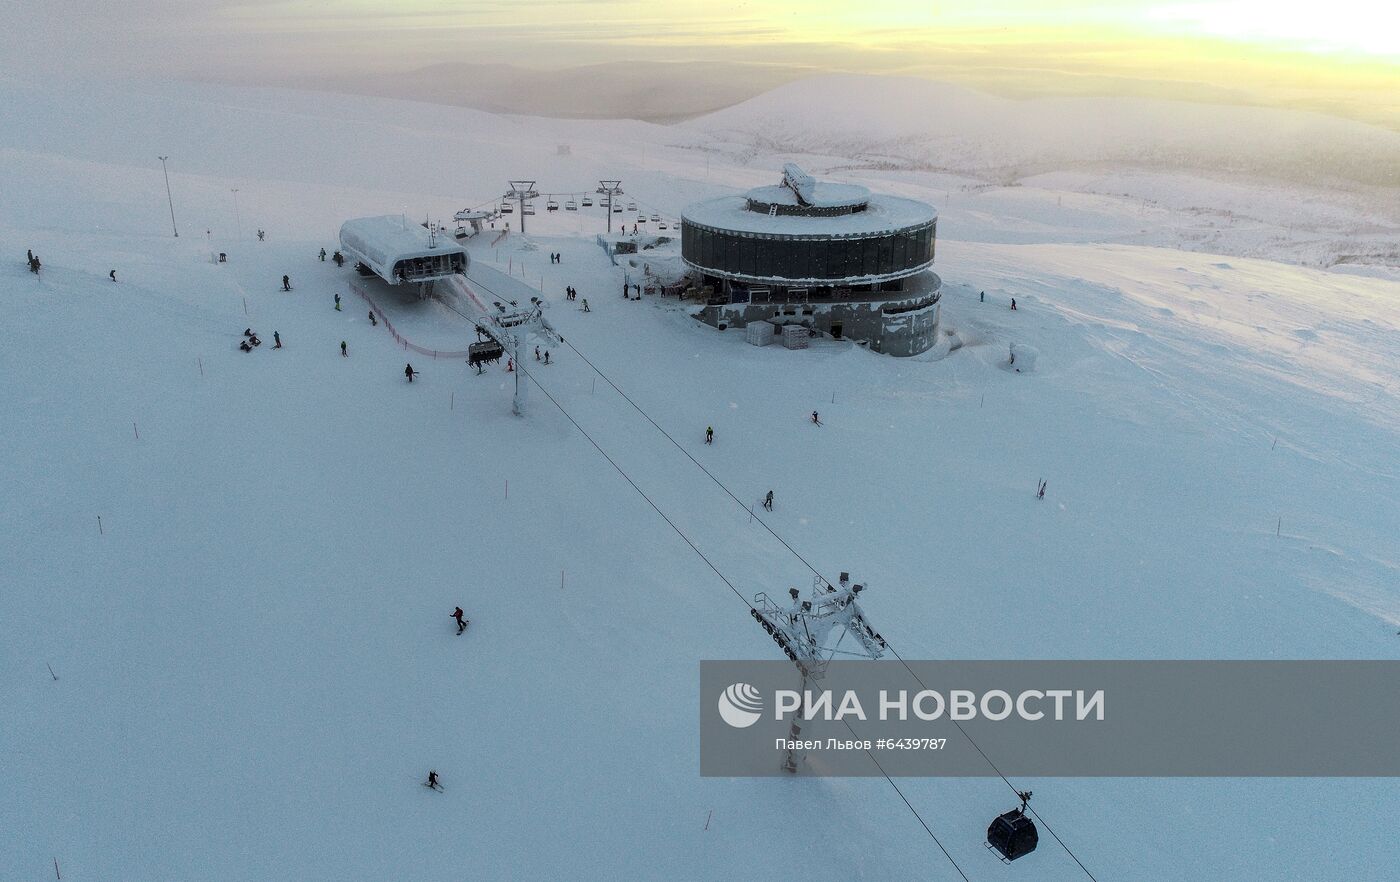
[425,770,443,791]
[369,311,377,326]
[507,358,514,372]
[1010,298,1017,310]
[109,270,116,282]
[764,490,774,511]
[581,299,590,312]
[543,350,550,365]
[340,341,348,357]
[257,230,265,242]
[405,363,416,382]
[980,290,985,302]
[243,328,254,337]
[705,426,714,445]
[29,255,40,274]
[249,334,261,347]
[1036,479,1047,500]
[239,340,252,353]
[811,410,821,426]
[282,275,291,292]
[319,248,327,262]
[333,251,345,267]
[334,293,342,311]
[534,345,541,362]
[622,281,629,298]
[273,331,282,349]
[27,249,33,263]
[452,606,468,635]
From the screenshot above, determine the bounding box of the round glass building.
[680,165,943,357]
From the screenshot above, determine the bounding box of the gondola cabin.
[986,809,1038,862]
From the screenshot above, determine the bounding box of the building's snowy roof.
[682,193,935,238]
[748,182,870,210]
[339,216,466,267]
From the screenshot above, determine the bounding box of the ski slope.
[3,76,1399,881]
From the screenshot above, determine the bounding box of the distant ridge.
[220,61,814,124]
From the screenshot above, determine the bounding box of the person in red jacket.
[452,607,468,635]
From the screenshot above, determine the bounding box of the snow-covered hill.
[3,77,1399,881]
[686,74,1400,190]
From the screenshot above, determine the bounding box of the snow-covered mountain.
[687,74,1400,190]
[3,76,1399,881]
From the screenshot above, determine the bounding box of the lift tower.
[596,180,624,234]
[505,180,539,234]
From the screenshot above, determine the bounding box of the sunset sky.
[4,1,1397,127]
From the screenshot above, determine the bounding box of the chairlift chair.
[636,215,647,224]
[523,204,535,215]
[650,213,660,222]
[546,199,559,212]
[659,221,669,230]
[500,201,514,214]
[612,203,623,213]
[565,200,578,211]
[626,201,637,211]
[581,196,593,207]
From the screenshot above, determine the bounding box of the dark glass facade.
[681,220,936,284]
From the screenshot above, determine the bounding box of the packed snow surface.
[2,75,1399,881]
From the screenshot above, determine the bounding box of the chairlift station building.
[339,215,468,296]
[681,165,942,356]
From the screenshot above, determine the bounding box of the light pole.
[158,156,178,237]
[230,188,242,240]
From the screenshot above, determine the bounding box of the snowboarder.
[764,490,774,511]
[581,299,590,312]
[273,331,282,349]
[705,426,714,445]
[109,269,116,282]
[452,606,468,635]
[249,334,261,347]
[319,248,326,262]
[405,363,416,382]
[425,770,443,791]
[811,411,821,426]
[1010,298,1017,310]
[333,251,344,267]
[244,328,254,337]
[369,311,377,326]
[340,341,348,357]
[239,340,252,352]
[282,275,291,292]
[334,293,341,311]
